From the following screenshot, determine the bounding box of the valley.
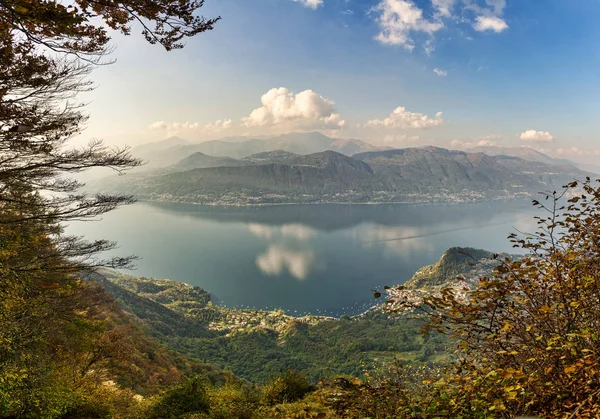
[93,245,498,382]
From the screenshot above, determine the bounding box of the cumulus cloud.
[242,88,345,131]
[292,0,323,9]
[371,0,509,52]
[366,106,444,129]
[149,121,168,130]
[372,0,444,50]
[467,0,508,32]
[256,245,316,280]
[204,119,233,133]
[433,68,448,77]
[473,16,508,32]
[149,119,233,137]
[520,130,554,143]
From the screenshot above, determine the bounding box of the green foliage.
[101,271,446,383]
[383,179,600,418]
[145,376,210,419]
[204,381,262,419]
[262,370,315,406]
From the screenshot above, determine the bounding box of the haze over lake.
[68,201,539,316]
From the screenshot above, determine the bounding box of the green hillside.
[96,269,448,383]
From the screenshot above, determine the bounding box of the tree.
[0,0,220,416]
[385,179,600,417]
[0,0,220,266]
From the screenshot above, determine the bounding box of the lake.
[67,201,540,316]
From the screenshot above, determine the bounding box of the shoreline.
[136,195,533,208]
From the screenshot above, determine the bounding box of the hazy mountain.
[242,150,301,165]
[578,163,600,175]
[352,147,583,194]
[121,150,378,204]
[188,138,267,159]
[131,132,386,169]
[132,136,189,157]
[114,147,586,205]
[172,152,245,171]
[130,139,266,169]
[468,145,576,167]
[329,138,382,155]
[262,132,334,154]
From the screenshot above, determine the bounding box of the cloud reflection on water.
[256,245,317,280]
[353,224,433,258]
[248,223,316,240]
[248,223,318,280]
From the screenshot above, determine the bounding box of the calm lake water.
[67,201,540,316]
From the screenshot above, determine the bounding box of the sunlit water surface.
[67,201,539,316]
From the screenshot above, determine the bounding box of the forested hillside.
[95,269,448,383]
[99,147,587,205]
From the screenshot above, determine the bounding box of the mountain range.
[467,145,577,167]
[99,142,588,205]
[132,132,384,169]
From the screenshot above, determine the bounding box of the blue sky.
[81,0,600,162]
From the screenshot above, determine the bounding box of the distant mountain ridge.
[131,132,387,169]
[107,146,587,205]
[173,152,245,171]
[467,145,576,167]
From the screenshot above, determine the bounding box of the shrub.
[145,376,210,419]
[206,381,261,419]
[262,370,315,405]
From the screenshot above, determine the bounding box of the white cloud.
[433,68,448,77]
[464,0,508,33]
[373,0,444,50]
[149,119,233,137]
[473,15,508,32]
[370,0,509,52]
[149,121,168,130]
[424,39,435,56]
[366,106,444,129]
[520,130,554,143]
[487,0,506,16]
[382,134,421,147]
[450,137,498,149]
[204,119,233,132]
[432,0,456,18]
[242,87,345,131]
[256,245,316,280]
[292,0,323,9]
